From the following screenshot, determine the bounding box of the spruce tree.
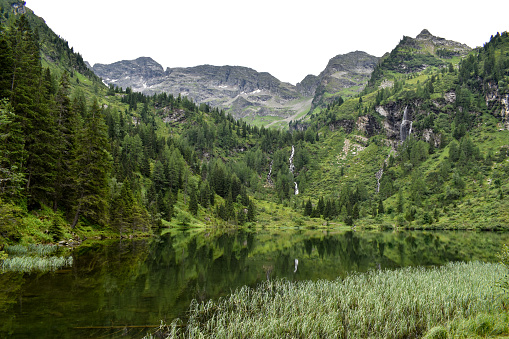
[0,23,13,100]
[188,184,198,216]
[247,199,256,222]
[52,72,76,212]
[378,199,385,215]
[71,99,111,227]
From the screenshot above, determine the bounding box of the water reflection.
[1,228,508,338]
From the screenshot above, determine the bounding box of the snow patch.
[251,89,262,94]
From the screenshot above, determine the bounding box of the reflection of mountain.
[1,230,508,338]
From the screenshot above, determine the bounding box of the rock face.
[308,51,379,108]
[92,58,309,121]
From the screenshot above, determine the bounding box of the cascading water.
[289,145,299,195]
[289,145,295,174]
[400,106,413,142]
[267,160,274,186]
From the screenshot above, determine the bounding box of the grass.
[147,261,509,338]
[4,244,59,256]
[1,255,73,273]
[1,244,73,273]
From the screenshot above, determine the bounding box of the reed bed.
[4,244,59,257]
[1,244,71,272]
[1,255,73,273]
[158,261,507,339]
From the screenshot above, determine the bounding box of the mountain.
[92,51,380,126]
[368,29,471,87]
[308,51,379,109]
[92,58,311,125]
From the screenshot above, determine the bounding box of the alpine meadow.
[1,1,509,338]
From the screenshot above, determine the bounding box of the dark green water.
[1,228,508,338]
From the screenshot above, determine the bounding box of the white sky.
[27,0,509,85]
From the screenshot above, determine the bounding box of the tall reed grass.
[4,244,58,256]
[154,261,507,339]
[1,256,73,273]
[1,244,71,272]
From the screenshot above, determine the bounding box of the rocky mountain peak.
[416,29,432,39]
[309,51,379,108]
[92,57,165,88]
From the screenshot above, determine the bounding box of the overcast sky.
[28,0,509,85]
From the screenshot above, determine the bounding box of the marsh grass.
[1,244,72,273]
[156,261,507,338]
[1,256,73,273]
[4,244,59,257]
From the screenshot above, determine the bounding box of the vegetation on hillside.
[0,1,508,250]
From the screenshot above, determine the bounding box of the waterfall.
[289,145,295,174]
[289,145,298,195]
[267,160,273,186]
[375,168,383,193]
[400,106,413,142]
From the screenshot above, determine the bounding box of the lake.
[1,227,508,338]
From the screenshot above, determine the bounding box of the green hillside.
[0,1,509,248]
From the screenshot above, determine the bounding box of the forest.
[1,12,509,245]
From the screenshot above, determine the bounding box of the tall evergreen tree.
[71,99,111,227]
[7,16,59,207]
[52,72,77,212]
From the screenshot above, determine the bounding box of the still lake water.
[1,227,508,338]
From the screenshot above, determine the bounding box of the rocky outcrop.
[484,81,509,130]
[309,51,379,108]
[415,29,471,56]
[356,115,381,137]
[11,1,26,15]
[296,74,320,97]
[329,119,355,134]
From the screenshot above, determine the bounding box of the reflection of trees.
[2,230,508,338]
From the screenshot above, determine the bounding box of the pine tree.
[0,23,13,100]
[0,99,25,200]
[71,99,111,228]
[110,179,135,233]
[52,72,77,212]
[378,199,385,215]
[304,198,313,216]
[247,199,256,222]
[188,184,198,216]
[7,15,55,206]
